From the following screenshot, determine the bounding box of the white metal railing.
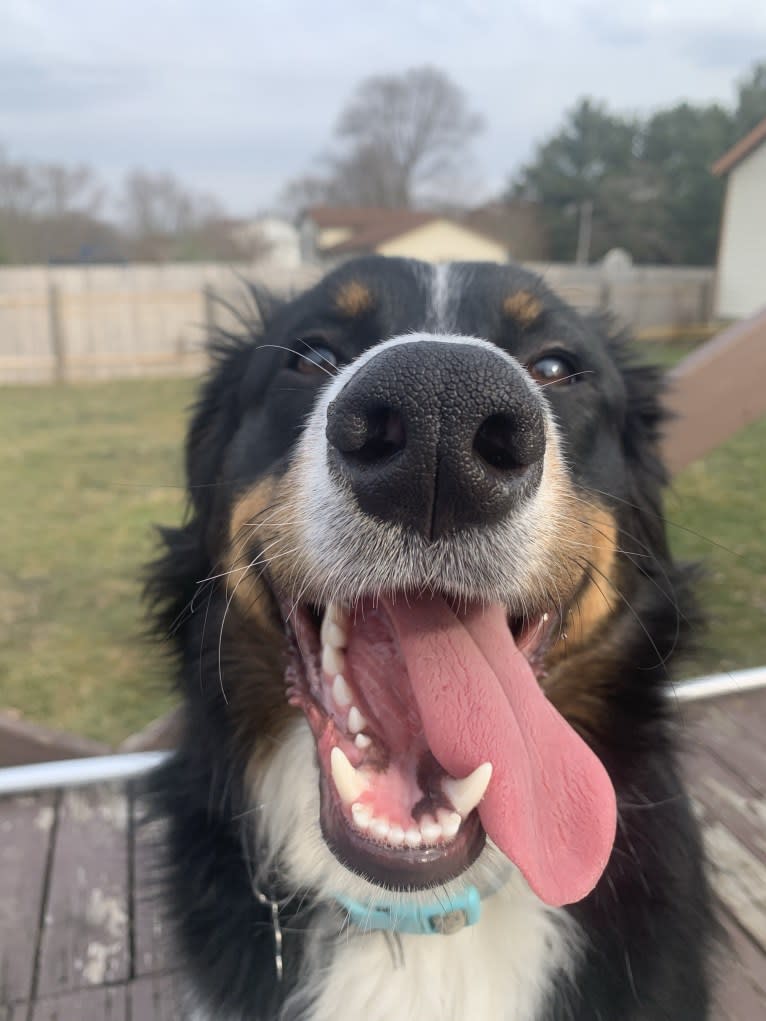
[0,667,763,797]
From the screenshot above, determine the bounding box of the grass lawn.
[0,378,193,744]
[1,350,764,743]
[638,339,704,369]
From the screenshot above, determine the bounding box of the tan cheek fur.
[542,504,620,734]
[225,477,301,758]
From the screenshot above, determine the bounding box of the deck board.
[28,986,128,1021]
[0,688,764,1019]
[35,785,130,999]
[129,974,184,1021]
[0,793,56,1006]
[131,801,178,977]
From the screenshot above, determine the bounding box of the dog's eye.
[528,354,580,386]
[291,340,339,376]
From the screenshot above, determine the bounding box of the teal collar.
[336,885,482,936]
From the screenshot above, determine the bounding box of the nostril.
[353,406,406,464]
[327,402,406,464]
[473,413,529,473]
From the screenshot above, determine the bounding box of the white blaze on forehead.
[428,262,454,332]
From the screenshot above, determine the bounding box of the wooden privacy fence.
[0,263,320,384]
[0,261,714,384]
[1,283,209,383]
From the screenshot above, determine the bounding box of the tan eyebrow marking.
[503,290,543,328]
[335,280,374,317]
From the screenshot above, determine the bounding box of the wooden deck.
[1,690,765,1020]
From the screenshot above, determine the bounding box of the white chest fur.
[285,883,577,1021]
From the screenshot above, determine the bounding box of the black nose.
[325,340,546,540]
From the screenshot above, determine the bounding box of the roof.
[712,116,766,176]
[305,206,438,254]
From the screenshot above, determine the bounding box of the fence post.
[202,285,216,336]
[598,277,611,315]
[47,281,66,383]
[699,278,713,324]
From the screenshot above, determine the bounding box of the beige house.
[300,207,508,264]
[712,117,766,319]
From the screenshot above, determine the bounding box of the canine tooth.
[323,646,345,679]
[371,817,390,840]
[437,808,462,840]
[388,825,405,846]
[347,706,367,734]
[354,733,372,750]
[326,602,345,626]
[351,802,372,830]
[331,673,352,707]
[330,747,366,804]
[420,815,442,844]
[443,762,493,817]
[404,828,422,848]
[320,618,347,650]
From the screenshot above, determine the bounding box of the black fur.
[145,256,712,1020]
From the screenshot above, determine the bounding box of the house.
[712,116,766,319]
[299,207,508,265]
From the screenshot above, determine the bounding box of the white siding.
[716,143,766,319]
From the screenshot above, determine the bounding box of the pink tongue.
[384,596,616,907]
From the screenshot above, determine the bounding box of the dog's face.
[171,256,675,912]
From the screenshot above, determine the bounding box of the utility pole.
[575,199,593,265]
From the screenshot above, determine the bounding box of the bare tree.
[120,170,238,260]
[0,148,43,217]
[282,66,484,210]
[36,163,104,218]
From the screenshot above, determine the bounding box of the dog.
[146,255,712,1020]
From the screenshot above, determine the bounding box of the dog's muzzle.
[325,340,546,540]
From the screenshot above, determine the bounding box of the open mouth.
[285,596,558,889]
[280,588,616,906]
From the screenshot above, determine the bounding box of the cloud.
[1,0,763,212]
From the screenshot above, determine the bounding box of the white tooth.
[331,673,352,707]
[419,815,442,844]
[542,612,549,622]
[323,646,345,679]
[404,828,422,848]
[351,802,372,830]
[371,817,390,840]
[326,602,345,626]
[321,617,347,650]
[443,762,493,817]
[388,825,405,846]
[330,747,367,804]
[347,706,367,734]
[437,808,461,840]
[354,733,372,750]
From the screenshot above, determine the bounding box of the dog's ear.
[579,316,672,559]
[617,352,671,557]
[185,339,252,524]
[186,285,281,523]
[145,340,252,643]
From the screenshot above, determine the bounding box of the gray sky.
[2,0,765,215]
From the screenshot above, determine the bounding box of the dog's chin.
[269,590,558,893]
